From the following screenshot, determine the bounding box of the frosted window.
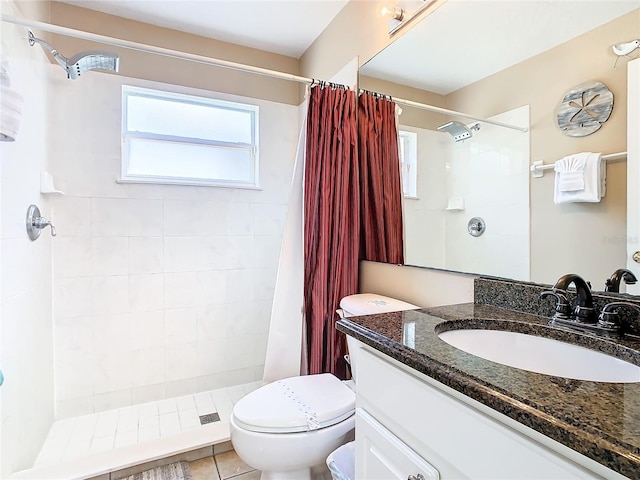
[122,85,259,187]
[126,138,254,184]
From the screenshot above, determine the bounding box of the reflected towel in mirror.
[553,152,605,204]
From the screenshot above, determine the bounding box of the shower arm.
[28,31,69,70]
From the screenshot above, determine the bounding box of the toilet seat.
[232,373,355,434]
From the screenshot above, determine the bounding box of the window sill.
[116,177,262,190]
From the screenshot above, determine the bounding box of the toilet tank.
[339,293,418,318]
[339,294,418,381]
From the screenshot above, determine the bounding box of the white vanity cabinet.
[354,346,624,480]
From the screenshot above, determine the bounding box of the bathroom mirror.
[359,0,639,294]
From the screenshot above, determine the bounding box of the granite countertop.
[336,303,640,478]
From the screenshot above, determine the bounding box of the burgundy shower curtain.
[303,87,404,378]
[304,85,359,378]
[358,93,404,264]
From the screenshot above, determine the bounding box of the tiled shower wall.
[49,73,298,418]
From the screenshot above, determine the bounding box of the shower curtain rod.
[1,15,316,85]
[377,92,529,133]
[2,15,528,133]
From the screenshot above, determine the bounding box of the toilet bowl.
[230,294,418,480]
[230,374,355,480]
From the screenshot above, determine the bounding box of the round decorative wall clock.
[556,81,613,137]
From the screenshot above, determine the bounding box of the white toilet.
[230,293,418,480]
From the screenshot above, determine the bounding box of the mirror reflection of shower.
[28,31,120,79]
[438,121,481,142]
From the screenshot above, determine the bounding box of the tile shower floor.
[10,382,262,480]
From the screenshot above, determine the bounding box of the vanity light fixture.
[386,0,444,36]
[381,6,405,21]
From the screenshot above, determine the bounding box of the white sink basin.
[438,329,640,383]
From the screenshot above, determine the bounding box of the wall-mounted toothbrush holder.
[26,204,56,240]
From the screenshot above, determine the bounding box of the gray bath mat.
[116,461,192,480]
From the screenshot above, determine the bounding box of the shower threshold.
[9,382,262,480]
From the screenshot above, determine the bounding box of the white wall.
[0,1,55,476]
[48,73,298,418]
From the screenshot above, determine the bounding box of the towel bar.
[530,152,627,178]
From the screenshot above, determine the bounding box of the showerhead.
[65,51,120,79]
[437,121,472,142]
[28,31,120,80]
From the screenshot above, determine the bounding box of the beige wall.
[300,0,388,81]
[359,261,474,307]
[47,2,301,105]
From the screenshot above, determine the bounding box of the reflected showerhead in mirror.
[28,31,119,80]
[437,121,477,142]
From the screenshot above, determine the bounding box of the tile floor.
[190,449,260,480]
[10,382,262,479]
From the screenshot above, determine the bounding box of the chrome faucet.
[604,268,638,293]
[541,274,597,331]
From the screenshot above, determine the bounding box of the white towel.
[555,155,586,192]
[0,85,23,142]
[553,152,605,204]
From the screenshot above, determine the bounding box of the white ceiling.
[362,0,640,95]
[56,0,350,58]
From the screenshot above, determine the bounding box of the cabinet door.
[356,407,439,480]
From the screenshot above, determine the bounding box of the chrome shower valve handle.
[33,216,56,236]
[26,204,56,240]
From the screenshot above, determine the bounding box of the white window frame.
[399,129,418,199]
[120,85,260,188]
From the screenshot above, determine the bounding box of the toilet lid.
[232,374,355,434]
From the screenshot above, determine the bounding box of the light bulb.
[381,6,405,21]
